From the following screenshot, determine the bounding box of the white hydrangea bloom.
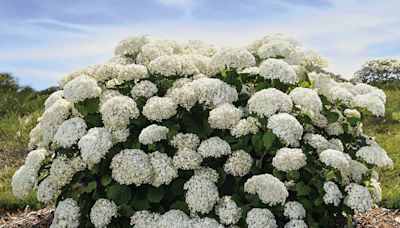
[117,64,149,82]
[344,183,373,212]
[310,112,328,128]
[173,148,203,170]
[239,67,260,75]
[167,82,198,110]
[267,113,303,146]
[37,176,61,203]
[191,217,224,228]
[130,210,161,228]
[194,167,220,183]
[224,150,253,177]
[100,95,140,130]
[142,96,177,121]
[110,149,153,186]
[183,175,220,214]
[131,80,158,98]
[208,103,243,129]
[183,40,216,57]
[149,151,178,187]
[114,35,149,57]
[209,47,255,73]
[50,198,80,228]
[49,155,86,189]
[323,181,342,206]
[303,133,330,153]
[356,145,393,168]
[230,117,261,137]
[53,117,87,148]
[90,198,118,228]
[44,90,64,109]
[78,127,113,165]
[244,174,288,206]
[353,83,386,103]
[272,148,307,172]
[159,210,194,228]
[88,63,120,82]
[197,137,231,158]
[328,138,344,152]
[284,201,306,220]
[246,208,277,228]
[257,39,294,59]
[110,127,131,143]
[136,39,183,65]
[344,109,361,118]
[319,149,350,173]
[191,77,238,108]
[284,219,308,228]
[325,122,344,136]
[38,99,73,146]
[248,88,293,118]
[287,46,328,67]
[63,75,102,103]
[352,94,385,116]
[99,90,122,107]
[247,33,300,54]
[289,87,322,113]
[149,54,210,77]
[348,160,368,182]
[170,133,200,150]
[328,86,353,102]
[11,165,37,198]
[24,148,48,171]
[215,196,242,225]
[138,124,169,145]
[259,59,298,84]
[370,179,382,202]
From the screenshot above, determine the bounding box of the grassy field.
[363,83,400,209]
[0,74,398,216]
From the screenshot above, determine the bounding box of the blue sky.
[0,0,399,90]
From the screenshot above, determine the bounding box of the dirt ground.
[1,206,399,228]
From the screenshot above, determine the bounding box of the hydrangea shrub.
[354,58,400,84]
[12,34,393,228]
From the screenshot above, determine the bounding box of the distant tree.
[354,58,400,84]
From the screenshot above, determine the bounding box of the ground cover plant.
[11,34,393,227]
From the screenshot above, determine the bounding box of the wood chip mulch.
[0,206,399,227]
[0,206,53,228]
[355,207,400,228]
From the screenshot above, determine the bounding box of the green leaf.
[74,97,100,116]
[107,184,132,205]
[251,132,264,156]
[314,197,323,206]
[326,112,339,124]
[325,170,335,181]
[101,176,112,186]
[147,187,164,203]
[287,171,300,181]
[262,131,276,150]
[170,200,189,214]
[86,181,97,193]
[170,179,185,196]
[347,117,359,126]
[272,169,285,180]
[295,182,312,196]
[119,204,134,217]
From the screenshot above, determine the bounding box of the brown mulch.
[0,206,53,228]
[355,207,400,228]
[1,207,399,228]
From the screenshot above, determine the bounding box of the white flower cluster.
[148,54,210,77]
[230,117,261,137]
[131,80,158,98]
[356,145,393,168]
[246,208,277,228]
[244,174,288,206]
[209,47,255,73]
[197,137,232,158]
[208,103,242,129]
[53,117,87,148]
[183,171,220,214]
[90,198,119,228]
[344,183,373,212]
[138,124,169,145]
[170,133,200,150]
[224,150,253,177]
[215,196,242,225]
[142,96,177,121]
[78,127,113,165]
[323,181,343,206]
[248,88,293,118]
[289,87,322,113]
[272,148,307,172]
[267,113,303,146]
[63,75,102,103]
[259,59,298,84]
[50,198,80,228]
[319,149,350,173]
